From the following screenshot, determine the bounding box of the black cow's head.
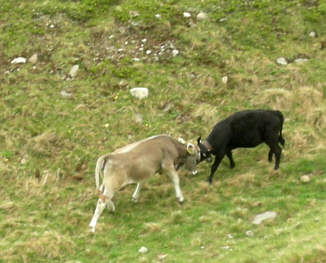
[197,136,212,163]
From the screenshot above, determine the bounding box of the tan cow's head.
[184,142,201,175]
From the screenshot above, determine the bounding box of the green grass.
[1,0,326,262]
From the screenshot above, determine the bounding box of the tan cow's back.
[106,135,186,181]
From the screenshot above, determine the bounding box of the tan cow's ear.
[187,143,196,154]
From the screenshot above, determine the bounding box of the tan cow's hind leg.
[162,161,184,203]
[89,187,115,233]
[89,195,107,233]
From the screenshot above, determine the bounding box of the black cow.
[197,109,285,184]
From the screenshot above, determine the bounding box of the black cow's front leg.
[208,153,225,184]
[226,150,235,168]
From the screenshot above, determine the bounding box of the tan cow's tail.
[94,155,108,193]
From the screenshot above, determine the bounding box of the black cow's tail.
[275,110,285,147]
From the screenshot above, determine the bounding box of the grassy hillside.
[1,0,326,262]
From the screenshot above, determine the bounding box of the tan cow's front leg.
[131,183,142,202]
[163,161,184,203]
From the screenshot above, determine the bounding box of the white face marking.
[113,135,160,154]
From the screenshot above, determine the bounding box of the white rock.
[221,245,230,250]
[219,18,227,22]
[309,31,316,38]
[222,76,228,84]
[155,14,161,19]
[172,49,179,57]
[60,90,73,98]
[11,57,26,64]
[227,234,233,239]
[133,58,140,62]
[29,54,38,64]
[141,38,147,43]
[183,12,191,18]
[138,246,148,254]
[130,87,149,99]
[69,65,79,78]
[253,211,277,225]
[300,175,310,183]
[245,230,254,237]
[49,24,55,28]
[276,57,287,65]
[197,12,208,20]
[146,50,152,55]
[294,58,308,63]
[134,113,143,124]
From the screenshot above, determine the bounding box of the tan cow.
[89,135,200,232]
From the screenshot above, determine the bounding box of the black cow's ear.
[197,136,201,145]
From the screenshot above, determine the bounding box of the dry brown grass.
[225,172,256,188]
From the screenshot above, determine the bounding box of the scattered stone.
[146,50,152,55]
[219,18,227,22]
[197,11,208,20]
[130,87,149,99]
[29,54,38,64]
[155,14,161,19]
[294,58,309,63]
[138,246,148,254]
[11,57,26,64]
[253,211,277,225]
[222,76,228,84]
[69,65,79,78]
[60,90,73,98]
[49,24,55,28]
[172,49,179,57]
[245,230,254,237]
[133,58,140,62]
[162,102,173,112]
[221,245,231,250]
[276,57,288,65]
[227,233,233,239]
[141,38,147,43]
[300,175,310,183]
[104,123,109,128]
[134,113,143,124]
[309,31,316,38]
[183,12,191,18]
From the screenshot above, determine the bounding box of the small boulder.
[69,65,79,78]
[276,57,287,65]
[253,211,277,225]
[11,57,26,64]
[300,175,310,183]
[309,31,316,38]
[138,246,148,254]
[197,12,208,20]
[29,54,38,64]
[183,12,191,18]
[222,76,228,84]
[130,87,149,99]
